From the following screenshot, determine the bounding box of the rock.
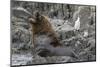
[12,7,32,19]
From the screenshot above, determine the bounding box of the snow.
[74,16,80,30]
[12,53,33,66]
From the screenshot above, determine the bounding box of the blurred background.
[11,0,96,66]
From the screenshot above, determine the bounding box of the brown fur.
[29,14,62,47]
